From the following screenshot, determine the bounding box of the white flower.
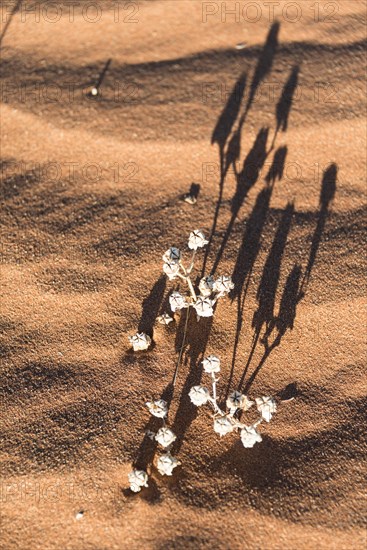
[188,229,208,250]
[183,194,197,205]
[202,355,221,374]
[226,391,254,411]
[193,296,214,318]
[189,385,210,406]
[146,399,168,418]
[199,275,215,297]
[163,260,180,280]
[129,332,151,351]
[128,469,148,492]
[213,276,234,294]
[169,291,188,313]
[255,396,277,422]
[157,313,174,325]
[162,247,181,262]
[157,453,180,476]
[155,427,177,448]
[240,425,262,448]
[213,415,234,437]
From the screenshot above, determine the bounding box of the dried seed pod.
[146,399,168,418]
[129,332,151,351]
[155,427,177,448]
[226,391,254,411]
[157,313,174,325]
[199,275,215,297]
[193,296,214,318]
[213,275,234,294]
[202,355,221,374]
[169,291,189,313]
[213,416,234,437]
[240,425,263,448]
[189,385,210,406]
[255,396,277,422]
[128,469,149,492]
[188,229,208,250]
[157,453,180,476]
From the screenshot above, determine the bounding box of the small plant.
[189,355,276,447]
[127,230,277,492]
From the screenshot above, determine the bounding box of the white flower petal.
[128,332,151,352]
[189,385,210,406]
[199,276,215,297]
[240,425,262,448]
[128,469,148,492]
[146,399,168,419]
[163,260,180,279]
[213,276,234,294]
[202,355,221,374]
[155,427,177,448]
[255,396,277,422]
[188,230,208,250]
[193,296,213,317]
[157,313,174,325]
[213,416,234,437]
[157,453,180,476]
[162,247,181,262]
[169,291,188,313]
[226,391,254,411]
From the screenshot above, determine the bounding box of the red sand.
[0,1,366,548]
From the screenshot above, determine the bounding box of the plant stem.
[187,250,197,274]
[172,307,190,387]
[186,277,197,301]
[211,373,217,402]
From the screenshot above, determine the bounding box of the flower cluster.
[127,397,181,491]
[189,355,277,448]
[128,229,280,493]
[161,231,234,321]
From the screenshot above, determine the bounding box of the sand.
[0,1,366,548]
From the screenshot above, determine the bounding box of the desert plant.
[128,230,277,492]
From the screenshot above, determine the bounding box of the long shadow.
[211,127,271,274]
[243,262,302,392]
[271,64,300,147]
[244,22,280,117]
[238,202,294,389]
[138,275,166,338]
[241,164,337,392]
[227,146,287,394]
[302,163,337,288]
[222,22,281,186]
[0,0,21,47]
[203,72,247,274]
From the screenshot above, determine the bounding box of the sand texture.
[0,1,366,549]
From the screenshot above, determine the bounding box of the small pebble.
[75,511,84,520]
[235,43,247,50]
[90,87,98,96]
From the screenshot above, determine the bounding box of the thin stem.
[211,373,217,402]
[172,307,190,387]
[187,250,197,274]
[186,277,197,301]
[179,261,187,276]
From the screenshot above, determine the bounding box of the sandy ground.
[1,1,366,548]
